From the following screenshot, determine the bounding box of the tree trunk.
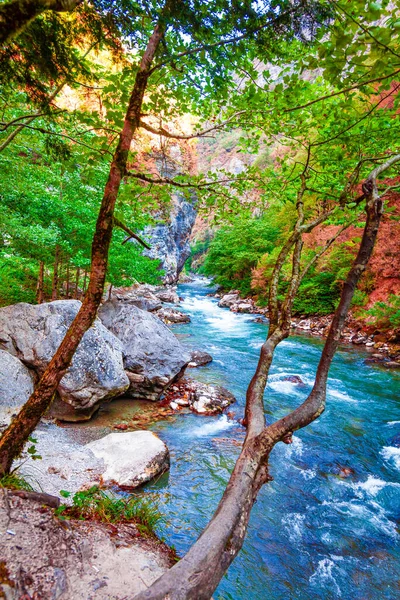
[82,268,88,296]
[66,261,70,299]
[132,164,393,600]
[51,245,60,301]
[74,267,80,299]
[35,261,44,304]
[0,16,167,476]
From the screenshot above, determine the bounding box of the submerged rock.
[281,375,306,386]
[98,300,190,401]
[188,350,213,368]
[0,301,129,421]
[86,431,170,488]
[0,349,34,427]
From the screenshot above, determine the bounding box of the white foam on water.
[249,340,263,349]
[387,420,400,426]
[300,468,316,480]
[321,500,399,539]
[283,435,304,457]
[309,558,342,596]
[282,512,305,543]
[192,414,235,437]
[327,388,356,403]
[381,446,400,470]
[346,475,400,498]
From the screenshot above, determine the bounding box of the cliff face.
[143,190,197,284]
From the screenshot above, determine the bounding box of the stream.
[67,278,400,599]
[142,278,400,600]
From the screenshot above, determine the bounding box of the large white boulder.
[98,300,190,400]
[0,349,35,427]
[0,300,129,421]
[86,431,170,488]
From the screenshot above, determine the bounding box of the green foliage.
[0,126,163,306]
[186,235,212,272]
[56,486,163,536]
[203,215,281,296]
[365,295,400,329]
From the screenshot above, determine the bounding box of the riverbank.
[214,290,400,368]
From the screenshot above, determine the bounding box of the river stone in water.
[98,300,190,400]
[188,350,213,368]
[86,431,170,488]
[0,349,35,427]
[0,300,129,421]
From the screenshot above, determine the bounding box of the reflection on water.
[142,278,400,600]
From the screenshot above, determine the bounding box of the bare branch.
[113,217,151,250]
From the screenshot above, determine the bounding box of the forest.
[0,0,399,598]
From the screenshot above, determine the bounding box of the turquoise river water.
[140,278,400,600]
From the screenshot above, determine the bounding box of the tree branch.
[113,217,151,250]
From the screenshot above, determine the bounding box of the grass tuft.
[56,486,164,536]
[0,472,34,491]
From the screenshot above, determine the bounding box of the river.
[139,278,400,600]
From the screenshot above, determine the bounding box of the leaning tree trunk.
[0,17,166,475]
[132,163,393,600]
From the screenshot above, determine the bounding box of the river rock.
[0,349,35,427]
[86,431,170,488]
[281,375,306,386]
[155,287,180,304]
[234,302,254,313]
[98,300,190,400]
[164,377,235,414]
[188,350,213,368]
[156,307,191,324]
[110,285,162,312]
[0,301,129,421]
[218,292,240,308]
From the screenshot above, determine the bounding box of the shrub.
[365,295,400,329]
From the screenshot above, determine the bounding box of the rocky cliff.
[143,189,196,284]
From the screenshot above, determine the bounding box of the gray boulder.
[0,301,129,421]
[154,287,180,304]
[98,300,190,400]
[218,292,240,308]
[110,285,162,312]
[0,349,35,427]
[86,431,170,488]
[156,307,191,324]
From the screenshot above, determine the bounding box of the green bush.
[202,215,281,296]
[365,295,400,329]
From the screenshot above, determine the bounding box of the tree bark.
[51,245,60,301]
[133,158,397,600]
[0,0,80,45]
[0,15,167,475]
[65,261,70,299]
[35,261,44,304]
[74,267,80,299]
